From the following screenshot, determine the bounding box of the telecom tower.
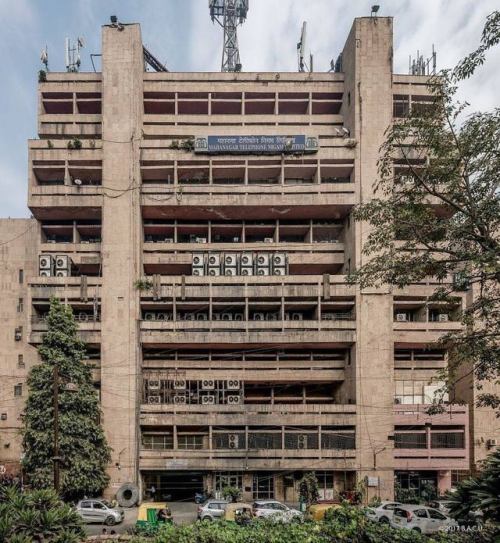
[209,0,249,72]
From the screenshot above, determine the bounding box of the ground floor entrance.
[142,471,204,501]
[395,470,453,498]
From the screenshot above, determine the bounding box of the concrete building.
[0,16,497,502]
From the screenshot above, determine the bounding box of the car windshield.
[100,500,112,508]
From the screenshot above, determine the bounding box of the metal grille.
[142,434,173,450]
[394,433,427,449]
[248,433,281,449]
[321,433,355,450]
[431,432,464,449]
[213,433,245,449]
[284,433,319,449]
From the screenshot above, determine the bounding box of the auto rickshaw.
[135,502,173,532]
[223,502,253,525]
[306,501,341,521]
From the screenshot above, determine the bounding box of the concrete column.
[100,23,143,496]
[437,470,451,495]
[342,17,395,501]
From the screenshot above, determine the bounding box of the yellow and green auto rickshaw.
[223,502,254,524]
[135,502,173,531]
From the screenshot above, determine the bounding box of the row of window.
[394,432,465,449]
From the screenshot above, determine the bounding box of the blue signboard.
[194,135,318,154]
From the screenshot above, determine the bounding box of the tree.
[447,446,500,525]
[221,485,241,503]
[348,11,500,413]
[21,298,111,501]
[298,472,319,506]
[0,486,85,543]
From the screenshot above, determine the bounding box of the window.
[431,432,465,449]
[14,384,22,397]
[428,509,446,520]
[18,269,23,284]
[322,433,355,449]
[415,509,428,518]
[17,354,25,369]
[252,473,274,500]
[177,434,204,450]
[142,434,173,450]
[382,503,399,510]
[215,472,242,492]
[17,298,24,313]
[93,502,105,510]
[394,432,427,449]
[80,501,92,509]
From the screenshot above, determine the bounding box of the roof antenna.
[40,46,49,71]
[297,22,313,72]
[65,37,84,72]
[209,0,249,72]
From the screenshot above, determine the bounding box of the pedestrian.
[149,484,156,501]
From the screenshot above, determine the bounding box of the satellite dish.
[73,178,83,186]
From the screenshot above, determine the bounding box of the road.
[85,501,199,536]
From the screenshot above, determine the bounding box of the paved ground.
[85,502,199,536]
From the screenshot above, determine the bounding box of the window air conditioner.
[148,396,160,404]
[256,254,270,265]
[224,268,237,276]
[196,237,207,243]
[291,312,303,321]
[201,379,215,390]
[221,313,233,321]
[39,254,52,269]
[487,438,498,449]
[241,268,253,276]
[224,254,237,267]
[253,312,265,321]
[227,379,241,390]
[55,270,69,277]
[40,269,52,277]
[273,268,286,275]
[257,269,268,276]
[228,434,239,448]
[273,253,286,266]
[208,269,221,276]
[156,312,172,321]
[240,254,253,266]
[192,254,205,266]
[396,313,408,322]
[144,312,156,321]
[208,254,221,266]
[438,314,449,322]
[227,395,241,405]
[264,237,274,243]
[173,394,186,404]
[233,313,244,321]
[148,380,160,390]
[297,434,308,449]
[55,255,70,270]
[192,268,205,276]
[184,313,196,321]
[196,313,208,321]
[202,394,215,405]
[173,380,186,390]
[322,313,335,320]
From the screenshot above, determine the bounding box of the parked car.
[197,499,228,521]
[76,499,124,526]
[391,505,456,534]
[253,500,302,522]
[365,501,401,523]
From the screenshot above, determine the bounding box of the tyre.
[202,516,213,522]
[379,516,389,524]
[105,516,116,526]
[116,482,140,508]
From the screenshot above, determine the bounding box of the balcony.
[140,403,357,427]
[29,315,101,346]
[30,276,102,301]
[393,320,463,347]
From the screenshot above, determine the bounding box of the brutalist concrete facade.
[0,17,497,502]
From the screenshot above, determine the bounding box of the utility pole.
[53,362,60,493]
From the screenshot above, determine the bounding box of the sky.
[0,0,498,218]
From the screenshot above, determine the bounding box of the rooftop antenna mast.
[65,37,84,72]
[409,45,437,76]
[297,22,313,72]
[209,0,249,72]
[40,45,49,71]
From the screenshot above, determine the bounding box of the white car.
[365,501,401,523]
[252,500,302,522]
[391,505,457,535]
[75,499,124,526]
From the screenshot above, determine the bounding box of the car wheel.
[412,527,421,533]
[105,516,116,526]
[202,516,212,522]
[379,516,389,524]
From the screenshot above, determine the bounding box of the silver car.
[76,499,124,525]
[197,499,228,521]
[391,505,456,535]
[252,500,302,522]
[365,501,401,523]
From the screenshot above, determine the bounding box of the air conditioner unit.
[257,268,268,276]
[227,379,241,390]
[196,237,207,243]
[487,438,498,449]
[213,313,222,321]
[76,313,89,322]
[202,394,215,405]
[221,313,233,321]
[55,270,69,277]
[184,313,196,321]
[148,396,160,404]
[438,314,449,322]
[273,268,286,276]
[14,328,22,341]
[241,268,253,276]
[192,254,205,266]
[201,379,215,390]
[164,238,174,243]
[192,268,205,276]
[253,312,265,321]
[240,253,253,266]
[224,254,237,267]
[39,254,52,269]
[148,380,160,390]
[224,268,237,276]
[291,312,303,321]
[208,254,221,267]
[208,268,221,277]
[233,313,244,321]
[144,312,156,321]
[55,255,71,270]
[173,380,186,390]
[156,312,172,321]
[173,394,186,404]
[396,313,408,322]
[227,395,241,405]
[40,269,52,277]
[266,312,279,321]
[273,253,286,267]
[297,434,308,449]
[228,434,239,448]
[196,313,208,321]
[256,254,270,266]
[145,235,154,242]
[322,313,335,320]
[264,237,274,243]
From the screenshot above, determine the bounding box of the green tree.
[348,12,500,413]
[221,485,242,503]
[447,446,500,525]
[21,298,111,501]
[0,486,85,543]
[298,472,319,506]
